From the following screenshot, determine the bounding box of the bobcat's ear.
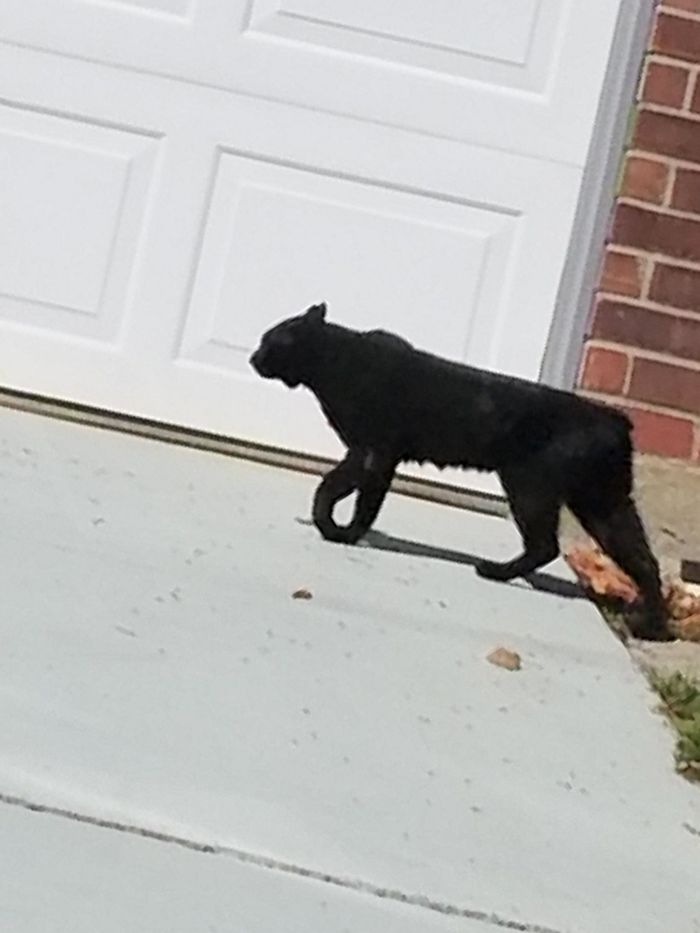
[305,302,327,325]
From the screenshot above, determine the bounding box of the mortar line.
[0,791,563,933]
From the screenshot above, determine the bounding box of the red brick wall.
[579,1,700,461]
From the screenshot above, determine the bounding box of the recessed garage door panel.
[0,2,624,484]
[1,0,620,163]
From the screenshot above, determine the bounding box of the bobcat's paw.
[475,558,512,582]
[315,520,363,546]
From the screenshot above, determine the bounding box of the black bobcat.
[250,303,666,640]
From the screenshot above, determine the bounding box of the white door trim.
[540,0,656,390]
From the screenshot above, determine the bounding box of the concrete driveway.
[0,407,697,933]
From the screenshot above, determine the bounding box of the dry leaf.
[486,647,522,671]
[565,545,639,603]
[567,544,700,642]
[664,580,700,622]
[670,613,700,643]
[291,587,313,600]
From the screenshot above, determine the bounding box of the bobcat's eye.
[272,331,294,350]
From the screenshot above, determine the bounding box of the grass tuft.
[649,671,700,781]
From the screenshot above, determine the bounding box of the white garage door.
[0,1,624,478]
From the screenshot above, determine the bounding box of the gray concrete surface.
[0,408,698,933]
[634,455,700,577]
[2,804,490,933]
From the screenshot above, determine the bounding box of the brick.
[650,261,700,309]
[612,203,700,263]
[653,11,700,63]
[664,1,700,14]
[580,346,629,394]
[593,299,700,360]
[633,109,700,162]
[628,357,700,413]
[642,60,689,108]
[672,167,700,212]
[623,406,695,458]
[599,250,645,297]
[620,155,670,204]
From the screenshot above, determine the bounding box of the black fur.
[250,304,667,640]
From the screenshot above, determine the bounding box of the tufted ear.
[304,302,327,325]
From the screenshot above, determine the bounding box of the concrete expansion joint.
[0,791,564,933]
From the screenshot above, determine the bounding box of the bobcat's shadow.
[297,518,584,601]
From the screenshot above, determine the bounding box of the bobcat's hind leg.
[476,472,560,581]
[568,494,667,641]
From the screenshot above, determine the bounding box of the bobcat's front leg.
[312,449,364,543]
[313,450,396,544]
[345,451,397,542]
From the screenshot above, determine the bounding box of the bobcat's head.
[250,303,327,389]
